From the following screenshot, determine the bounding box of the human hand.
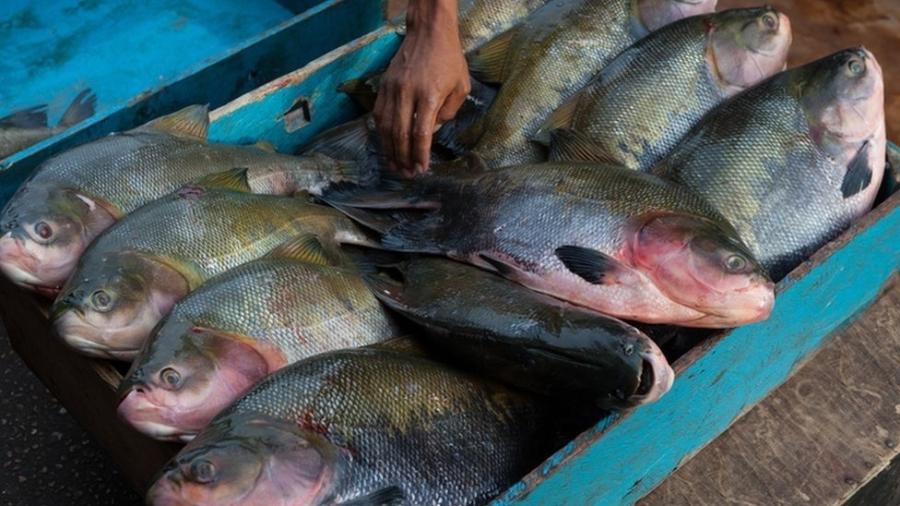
[374,0,470,176]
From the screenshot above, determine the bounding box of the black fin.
[548,129,617,164]
[478,254,517,277]
[338,74,382,112]
[337,486,405,506]
[433,77,498,156]
[0,105,48,129]
[327,202,403,234]
[58,89,97,127]
[841,141,873,198]
[381,214,444,254]
[322,175,436,210]
[363,272,411,311]
[555,246,624,285]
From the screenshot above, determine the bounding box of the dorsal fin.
[548,129,618,164]
[533,94,581,145]
[467,26,518,84]
[194,168,251,192]
[139,104,209,140]
[253,140,277,153]
[266,234,340,266]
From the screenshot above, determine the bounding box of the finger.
[373,90,396,170]
[393,87,414,172]
[412,97,440,174]
[436,88,468,124]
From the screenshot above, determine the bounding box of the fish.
[458,0,549,53]
[147,347,549,506]
[535,7,792,171]
[0,89,96,159]
[0,105,367,296]
[116,235,399,441]
[462,0,718,168]
[365,257,673,406]
[50,186,369,360]
[653,48,886,280]
[324,160,774,328]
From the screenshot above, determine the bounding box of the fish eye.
[34,221,53,241]
[761,12,777,30]
[847,58,865,75]
[723,254,748,273]
[160,367,182,389]
[91,290,113,311]
[190,459,216,484]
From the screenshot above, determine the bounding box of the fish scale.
[654,48,886,280]
[216,348,546,505]
[458,0,548,53]
[549,14,727,170]
[468,0,715,168]
[66,188,364,287]
[154,258,396,363]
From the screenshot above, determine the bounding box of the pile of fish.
[0,0,889,504]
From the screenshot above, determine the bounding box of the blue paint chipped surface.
[0,0,298,121]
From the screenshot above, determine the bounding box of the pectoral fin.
[841,141,873,198]
[555,246,626,285]
[467,27,518,84]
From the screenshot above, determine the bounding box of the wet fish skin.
[466,0,718,168]
[117,248,399,441]
[458,0,549,53]
[325,161,774,328]
[50,187,367,360]
[366,256,673,406]
[653,48,886,280]
[147,347,548,506]
[0,105,364,295]
[538,7,792,171]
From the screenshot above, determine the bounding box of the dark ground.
[0,321,141,506]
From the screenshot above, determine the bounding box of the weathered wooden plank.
[209,27,401,152]
[0,277,180,493]
[0,0,386,207]
[640,276,900,506]
[493,188,900,505]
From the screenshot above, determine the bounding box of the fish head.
[631,214,774,326]
[117,324,269,441]
[800,48,885,143]
[0,187,116,295]
[147,414,337,505]
[708,7,792,93]
[637,0,718,32]
[50,251,189,359]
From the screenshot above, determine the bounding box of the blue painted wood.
[209,27,401,152]
[0,0,385,205]
[1,0,295,122]
[493,188,900,505]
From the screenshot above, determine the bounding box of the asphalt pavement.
[0,321,141,506]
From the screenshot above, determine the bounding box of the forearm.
[406,0,459,39]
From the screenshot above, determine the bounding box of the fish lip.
[626,340,675,406]
[125,419,193,442]
[54,321,141,360]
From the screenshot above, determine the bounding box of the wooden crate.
[2,3,899,504]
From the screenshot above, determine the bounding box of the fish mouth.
[53,312,142,360]
[627,340,675,406]
[126,418,195,442]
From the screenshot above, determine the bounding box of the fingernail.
[414,163,425,174]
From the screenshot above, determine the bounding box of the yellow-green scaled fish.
[654,48,886,280]
[147,347,549,506]
[0,105,366,296]
[51,186,369,360]
[458,0,549,53]
[536,7,791,171]
[117,235,399,441]
[463,0,718,168]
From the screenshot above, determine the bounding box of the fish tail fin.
[302,116,373,163]
[381,214,445,254]
[0,105,48,129]
[433,77,498,156]
[338,73,382,112]
[58,89,97,127]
